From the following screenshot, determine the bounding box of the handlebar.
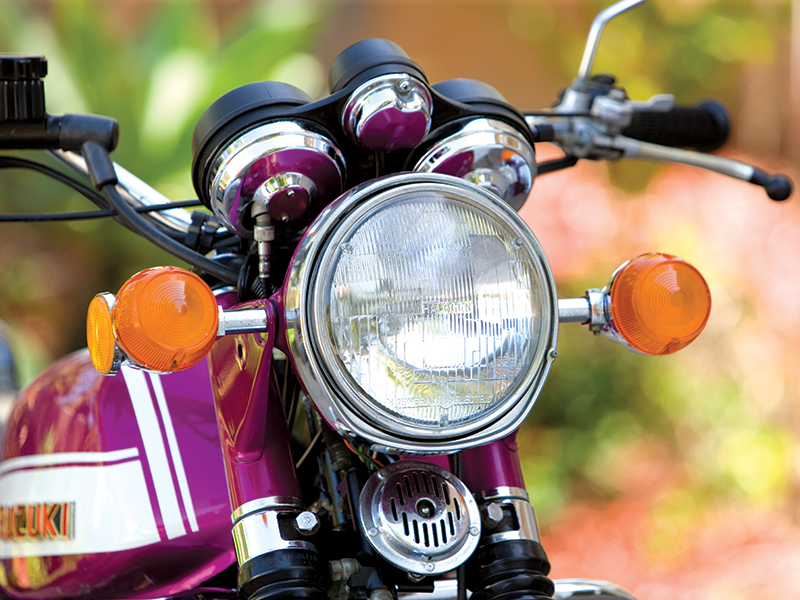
[49,149,198,235]
[621,100,730,153]
[527,105,794,202]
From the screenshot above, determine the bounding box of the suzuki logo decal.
[0,502,75,541]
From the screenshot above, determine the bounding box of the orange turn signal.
[609,252,711,355]
[87,293,120,375]
[111,266,219,372]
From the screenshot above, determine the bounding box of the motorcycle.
[0,0,793,598]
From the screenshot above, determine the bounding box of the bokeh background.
[2,1,800,598]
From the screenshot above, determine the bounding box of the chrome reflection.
[414,118,536,211]
[208,121,345,237]
[342,74,433,151]
[397,579,638,600]
[358,460,481,575]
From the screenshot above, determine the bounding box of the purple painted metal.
[206,298,300,511]
[0,350,234,599]
[355,106,430,151]
[228,148,344,237]
[458,430,526,492]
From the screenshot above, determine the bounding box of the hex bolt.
[294,511,320,535]
[481,502,504,529]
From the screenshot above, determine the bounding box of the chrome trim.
[252,171,318,224]
[398,579,639,600]
[475,486,529,502]
[92,292,126,376]
[600,323,646,355]
[595,265,647,354]
[480,530,532,545]
[284,172,559,454]
[232,496,302,524]
[609,136,756,181]
[475,488,540,544]
[587,288,608,333]
[479,498,540,543]
[358,460,481,576]
[553,580,638,600]
[218,307,271,336]
[49,150,197,235]
[414,118,536,212]
[342,73,433,149]
[212,285,238,298]
[208,121,345,236]
[554,87,593,115]
[576,0,649,81]
[232,508,314,565]
[558,298,591,324]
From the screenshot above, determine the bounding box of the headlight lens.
[285,173,557,453]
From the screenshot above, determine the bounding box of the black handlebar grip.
[621,100,730,152]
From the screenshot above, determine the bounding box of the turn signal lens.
[87,293,119,375]
[112,266,218,372]
[609,252,711,355]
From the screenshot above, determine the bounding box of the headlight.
[284,173,557,453]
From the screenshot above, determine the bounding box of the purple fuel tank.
[0,350,235,599]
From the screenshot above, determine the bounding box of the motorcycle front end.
[0,1,792,599]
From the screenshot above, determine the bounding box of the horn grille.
[359,460,481,575]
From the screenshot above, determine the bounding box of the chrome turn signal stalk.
[217,306,271,336]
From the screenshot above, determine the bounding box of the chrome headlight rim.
[284,172,558,454]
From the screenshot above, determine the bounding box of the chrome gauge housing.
[205,121,345,237]
[414,118,536,212]
[284,173,558,454]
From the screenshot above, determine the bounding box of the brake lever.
[593,135,793,201]
[527,115,793,201]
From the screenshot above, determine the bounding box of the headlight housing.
[284,173,557,453]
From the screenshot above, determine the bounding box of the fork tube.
[457,431,526,491]
[459,431,554,600]
[207,296,325,600]
[208,298,300,506]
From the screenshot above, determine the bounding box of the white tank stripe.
[0,447,139,476]
[0,461,160,557]
[122,366,186,540]
[148,372,199,533]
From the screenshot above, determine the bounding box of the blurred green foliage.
[0,0,330,374]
